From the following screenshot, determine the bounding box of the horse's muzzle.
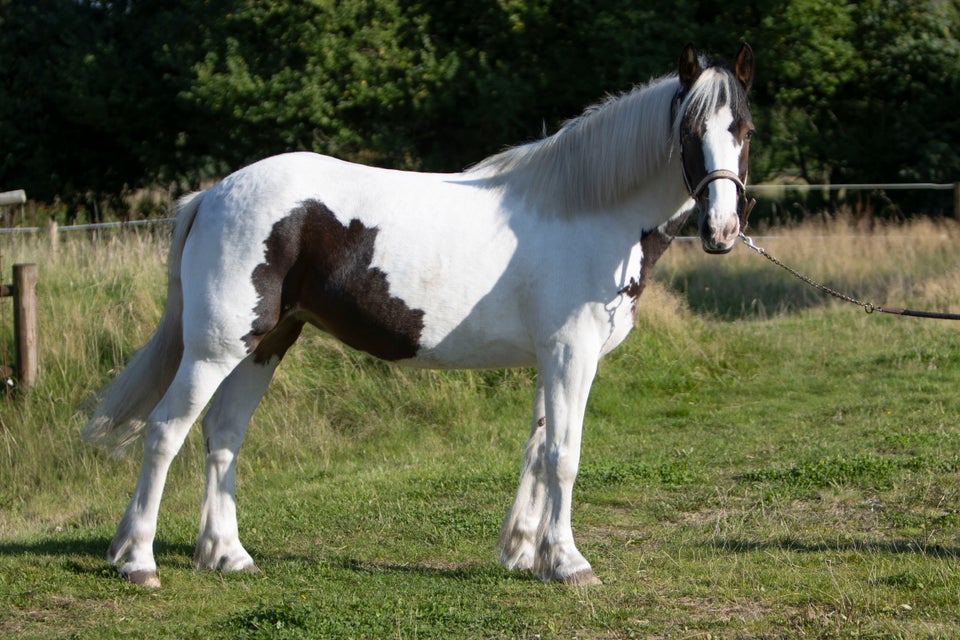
[698,211,740,254]
[692,170,744,255]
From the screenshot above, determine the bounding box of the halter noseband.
[686,167,757,229]
[689,168,744,200]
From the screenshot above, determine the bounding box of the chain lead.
[738,233,882,314]
[737,232,960,320]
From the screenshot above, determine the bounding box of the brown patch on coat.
[620,212,691,309]
[243,200,425,363]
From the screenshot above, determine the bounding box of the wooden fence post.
[10,264,39,392]
[48,220,59,255]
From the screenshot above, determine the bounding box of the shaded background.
[1,0,957,221]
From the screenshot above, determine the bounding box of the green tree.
[844,0,960,184]
[0,0,956,218]
[175,0,460,173]
[0,0,127,216]
[403,0,698,170]
[757,0,860,185]
[0,0,219,218]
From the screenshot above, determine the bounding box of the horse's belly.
[358,197,535,368]
[376,253,537,369]
[407,307,537,369]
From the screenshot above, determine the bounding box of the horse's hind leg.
[107,355,242,587]
[194,318,303,573]
[193,355,283,573]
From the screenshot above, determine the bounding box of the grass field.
[1,217,960,638]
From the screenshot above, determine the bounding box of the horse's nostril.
[725,218,740,238]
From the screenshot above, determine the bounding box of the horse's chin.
[701,242,735,255]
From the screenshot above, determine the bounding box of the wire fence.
[748,182,955,193]
[0,218,174,234]
[0,182,957,236]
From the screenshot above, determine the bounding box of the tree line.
[1,0,957,220]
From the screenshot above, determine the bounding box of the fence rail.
[747,182,955,193]
[0,218,174,235]
[0,182,957,236]
[747,181,959,220]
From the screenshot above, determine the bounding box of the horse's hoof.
[562,569,602,586]
[124,569,161,588]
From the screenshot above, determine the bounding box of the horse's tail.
[81,191,204,454]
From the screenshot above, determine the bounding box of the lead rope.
[738,232,960,320]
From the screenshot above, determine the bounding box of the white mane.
[467,67,741,216]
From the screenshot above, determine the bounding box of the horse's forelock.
[674,66,750,139]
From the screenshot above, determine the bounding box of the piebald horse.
[84,43,755,587]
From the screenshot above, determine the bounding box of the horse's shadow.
[663,262,834,320]
[0,535,517,581]
[0,536,195,576]
[0,536,106,558]
[5,534,954,584]
[706,536,960,558]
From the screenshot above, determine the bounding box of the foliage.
[179,0,461,172]
[750,0,861,183]
[0,0,958,217]
[848,0,960,184]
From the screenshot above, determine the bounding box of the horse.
[83,43,755,588]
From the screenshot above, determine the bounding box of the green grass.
[2,218,960,638]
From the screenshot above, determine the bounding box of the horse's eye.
[745,128,756,141]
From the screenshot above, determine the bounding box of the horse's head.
[676,43,754,254]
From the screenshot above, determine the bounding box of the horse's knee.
[544,448,580,485]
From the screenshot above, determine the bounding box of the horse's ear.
[678,42,702,90]
[734,42,754,91]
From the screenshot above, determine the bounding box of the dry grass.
[657,215,960,319]
[0,228,169,535]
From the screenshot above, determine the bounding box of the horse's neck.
[603,149,692,234]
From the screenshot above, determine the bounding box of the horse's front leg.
[535,347,601,584]
[499,375,547,572]
[503,345,601,585]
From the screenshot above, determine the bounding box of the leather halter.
[689,168,745,200]
[686,166,756,229]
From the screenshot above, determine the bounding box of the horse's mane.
[466,65,743,216]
